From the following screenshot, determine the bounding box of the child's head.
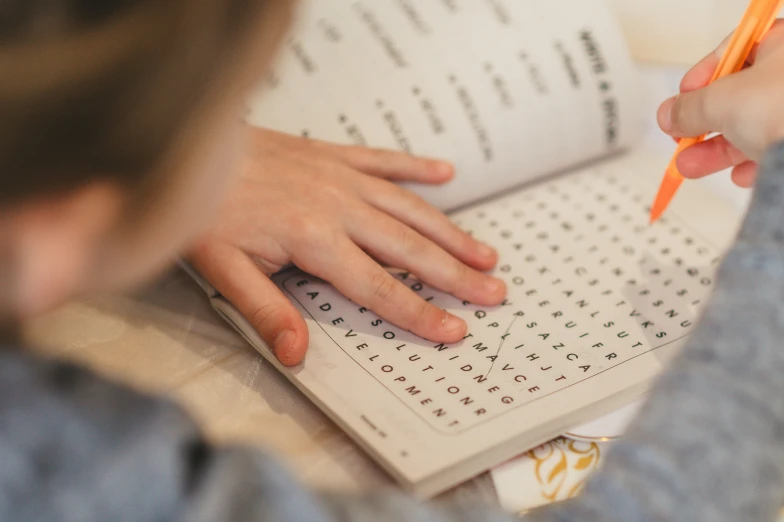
[0,0,293,322]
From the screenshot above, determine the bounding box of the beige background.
[607,0,781,65]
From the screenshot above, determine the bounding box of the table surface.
[21,65,754,509]
[22,267,497,503]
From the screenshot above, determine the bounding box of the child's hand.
[657,21,784,187]
[188,128,505,366]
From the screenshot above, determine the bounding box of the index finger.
[680,34,732,93]
[752,20,784,62]
[293,237,468,343]
[314,141,455,184]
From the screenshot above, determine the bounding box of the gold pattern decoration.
[492,437,605,514]
[527,437,602,504]
[497,437,784,519]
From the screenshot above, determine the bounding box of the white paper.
[247,0,643,211]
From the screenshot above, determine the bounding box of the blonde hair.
[0,0,293,206]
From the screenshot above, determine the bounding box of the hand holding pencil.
[651,0,784,222]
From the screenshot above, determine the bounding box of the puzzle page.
[247,0,642,211]
[205,151,736,497]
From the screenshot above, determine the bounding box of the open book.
[185,0,742,498]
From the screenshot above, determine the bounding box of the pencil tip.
[649,166,684,224]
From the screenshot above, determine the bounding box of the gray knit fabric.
[5,142,784,521]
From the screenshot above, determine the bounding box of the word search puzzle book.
[186,0,742,498]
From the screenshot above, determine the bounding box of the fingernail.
[434,161,454,177]
[477,242,496,258]
[442,314,466,334]
[274,329,297,361]
[658,96,675,132]
[485,277,504,294]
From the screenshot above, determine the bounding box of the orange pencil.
[649,0,784,223]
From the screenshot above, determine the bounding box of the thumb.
[658,71,747,138]
[189,241,309,366]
